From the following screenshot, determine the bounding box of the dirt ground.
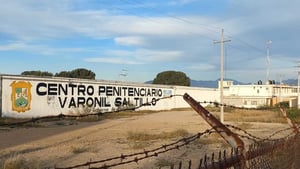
[0,110,293,169]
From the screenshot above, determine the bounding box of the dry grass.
[71,146,89,154]
[104,110,159,119]
[127,129,190,141]
[224,109,286,123]
[126,129,190,149]
[0,155,42,169]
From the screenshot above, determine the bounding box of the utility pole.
[266,40,272,83]
[214,28,231,123]
[297,62,300,109]
[119,69,127,81]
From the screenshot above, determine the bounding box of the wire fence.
[1,94,299,169]
[0,95,183,127]
[177,134,299,169]
[50,125,298,169]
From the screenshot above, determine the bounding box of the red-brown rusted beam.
[183,93,245,149]
[279,107,299,135]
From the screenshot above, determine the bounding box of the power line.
[116,0,219,41]
[118,0,268,57]
[121,0,220,33]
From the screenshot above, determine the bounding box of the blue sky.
[0,0,299,83]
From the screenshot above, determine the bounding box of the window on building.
[251,101,258,105]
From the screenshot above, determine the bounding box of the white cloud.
[188,64,216,71]
[85,48,183,65]
[0,42,28,51]
[1,0,300,82]
[170,0,197,5]
[0,41,93,56]
[135,49,183,62]
[114,36,146,46]
[84,57,142,65]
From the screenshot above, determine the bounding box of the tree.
[152,71,190,86]
[55,71,72,78]
[21,70,53,77]
[55,68,96,80]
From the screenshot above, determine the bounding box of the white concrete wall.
[173,86,219,108]
[228,85,274,97]
[0,75,219,118]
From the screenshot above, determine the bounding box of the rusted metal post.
[183,93,246,168]
[279,107,299,135]
[183,93,245,149]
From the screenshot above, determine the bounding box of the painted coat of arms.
[10,81,32,112]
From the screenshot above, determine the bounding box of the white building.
[221,80,299,108]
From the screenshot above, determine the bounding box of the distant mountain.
[145,79,247,88]
[283,79,298,86]
[145,80,153,84]
[190,79,217,88]
[190,79,248,88]
[145,78,298,87]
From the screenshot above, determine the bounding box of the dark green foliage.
[275,101,289,108]
[152,71,190,86]
[21,70,53,77]
[21,68,96,80]
[55,68,95,80]
[54,71,72,78]
[287,108,300,119]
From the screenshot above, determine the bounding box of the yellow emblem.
[10,81,32,113]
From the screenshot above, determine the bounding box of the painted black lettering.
[134,97,139,105]
[68,97,76,108]
[113,86,121,96]
[114,97,122,107]
[58,84,68,95]
[134,88,139,96]
[122,98,128,106]
[78,85,86,96]
[140,88,145,96]
[94,97,101,107]
[152,89,156,96]
[122,87,127,96]
[36,82,47,96]
[128,87,134,96]
[158,89,162,97]
[69,84,77,95]
[105,98,111,107]
[151,98,157,106]
[87,85,94,95]
[77,97,85,107]
[86,97,94,107]
[146,89,151,96]
[106,86,113,96]
[98,86,105,95]
[48,83,58,95]
[58,97,67,108]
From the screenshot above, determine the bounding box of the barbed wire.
[52,125,299,169]
[198,101,280,110]
[0,94,184,127]
[1,94,288,128]
[1,93,299,168]
[54,128,216,169]
[225,125,297,142]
